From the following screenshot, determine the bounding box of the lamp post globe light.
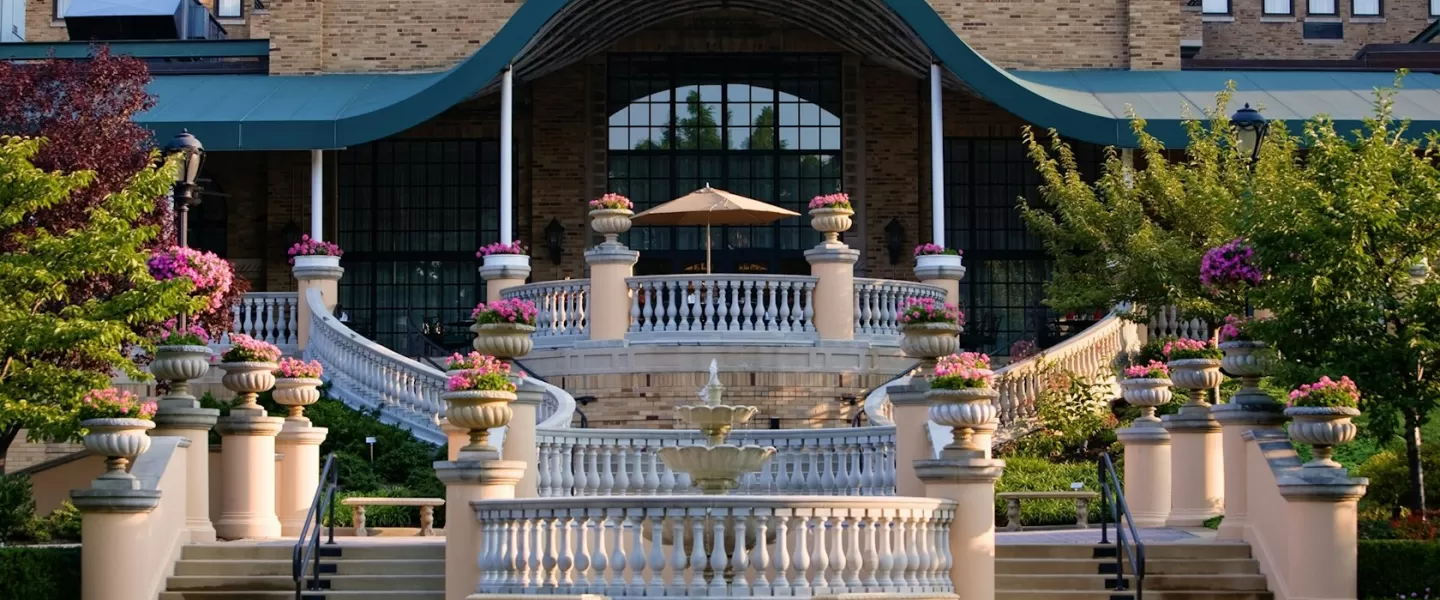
[164,129,205,249]
[1230,103,1268,165]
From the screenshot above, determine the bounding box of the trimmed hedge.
[0,546,82,600]
[1358,540,1440,599]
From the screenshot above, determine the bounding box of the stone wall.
[1196,2,1437,60]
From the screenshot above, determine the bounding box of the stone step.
[166,575,444,592]
[997,558,1262,576]
[996,574,1269,592]
[997,543,1253,560]
[174,559,445,577]
[180,543,444,561]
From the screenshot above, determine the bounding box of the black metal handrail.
[1098,451,1145,600]
[293,453,339,600]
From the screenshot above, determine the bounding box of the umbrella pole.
[706,222,712,274]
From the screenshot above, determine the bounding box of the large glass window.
[943,138,1103,355]
[336,140,501,351]
[608,54,842,275]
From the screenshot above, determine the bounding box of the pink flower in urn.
[899,296,965,326]
[588,193,634,211]
[287,235,344,265]
[1124,361,1170,379]
[807,193,852,211]
[476,241,528,257]
[221,334,282,363]
[274,357,323,379]
[931,352,995,389]
[472,298,539,326]
[1162,338,1221,360]
[79,388,157,420]
[157,318,211,346]
[446,358,516,392]
[1287,375,1361,409]
[914,243,961,257]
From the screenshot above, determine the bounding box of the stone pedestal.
[914,254,966,306]
[914,456,1006,600]
[152,406,220,542]
[214,408,285,539]
[1162,406,1224,527]
[71,488,162,600]
[275,422,328,536]
[973,418,998,458]
[441,418,468,461]
[436,453,525,600]
[504,379,544,498]
[480,255,532,303]
[1212,403,1286,540]
[1116,425,1172,528]
[805,243,860,341]
[584,244,639,342]
[293,255,344,351]
[888,381,932,497]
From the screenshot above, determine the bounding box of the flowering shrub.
[1288,375,1361,409]
[1009,338,1039,360]
[1162,338,1222,361]
[148,246,234,312]
[287,235,343,265]
[900,297,965,326]
[77,389,156,421]
[914,243,961,257]
[476,241,527,257]
[931,352,994,389]
[472,298,539,326]
[1201,238,1265,290]
[1124,360,1170,379]
[220,334,281,363]
[808,193,852,211]
[446,356,516,393]
[156,318,210,346]
[589,193,634,211]
[444,351,496,371]
[273,357,323,379]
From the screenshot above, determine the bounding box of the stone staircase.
[159,541,443,599]
[997,542,1274,600]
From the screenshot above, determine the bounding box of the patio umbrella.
[629,185,800,273]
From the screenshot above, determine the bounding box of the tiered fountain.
[658,360,777,494]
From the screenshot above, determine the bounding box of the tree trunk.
[1404,412,1427,516]
[0,424,21,474]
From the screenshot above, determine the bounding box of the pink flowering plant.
[1162,337,1222,361]
[1124,360,1170,380]
[1287,376,1360,409]
[156,318,210,346]
[148,246,234,312]
[476,241,527,257]
[446,355,517,393]
[78,389,157,421]
[220,334,281,363]
[589,193,634,211]
[287,235,343,265]
[1009,338,1039,360]
[931,353,995,389]
[472,298,539,326]
[808,192,852,211]
[274,357,323,379]
[900,297,965,326]
[914,243,961,257]
[1201,239,1265,290]
[444,351,495,372]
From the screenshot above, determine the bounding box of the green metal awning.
[131,0,1440,150]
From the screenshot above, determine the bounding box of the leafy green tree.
[0,137,197,471]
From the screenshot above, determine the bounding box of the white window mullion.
[217,0,242,18]
[1308,0,1338,14]
[54,0,71,19]
[1202,0,1230,14]
[1351,0,1380,16]
[1264,0,1293,14]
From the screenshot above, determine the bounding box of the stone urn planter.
[809,207,854,243]
[151,345,213,400]
[1167,358,1223,407]
[82,418,155,484]
[914,253,966,281]
[443,389,516,453]
[482,253,529,269]
[1285,406,1360,469]
[926,387,998,454]
[590,208,634,244]
[292,254,344,281]
[220,361,278,411]
[273,378,323,420]
[471,322,535,360]
[1220,340,1276,406]
[1120,378,1174,424]
[900,322,961,360]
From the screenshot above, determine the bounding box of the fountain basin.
[658,444,775,495]
[674,404,759,443]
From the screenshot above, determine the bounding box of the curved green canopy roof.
[135,0,1440,150]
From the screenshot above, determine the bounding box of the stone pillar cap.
[434,457,527,486]
[1162,408,1221,433]
[215,412,286,436]
[514,379,546,407]
[1117,425,1172,444]
[1212,402,1288,427]
[293,262,345,281]
[71,488,161,513]
[914,456,1006,484]
[153,406,221,429]
[914,253,967,281]
[804,245,860,264]
[277,424,329,444]
[585,243,640,264]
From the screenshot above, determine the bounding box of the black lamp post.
[1230,103,1268,166]
[163,129,206,248]
[884,218,906,265]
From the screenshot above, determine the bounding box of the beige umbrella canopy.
[630,185,800,273]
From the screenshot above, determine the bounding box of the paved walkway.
[996,527,1216,544]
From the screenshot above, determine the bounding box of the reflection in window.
[607,54,841,274]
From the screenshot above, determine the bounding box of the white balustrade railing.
[853,279,947,341]
[217,292,300,354]
[502,280,590,348]
[627,275,818,343]
[990,310,1137,426]
[536,427,897,498]
[472,496,956,599]
[1148,304,1211,341]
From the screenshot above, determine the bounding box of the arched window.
[607,54,842,275]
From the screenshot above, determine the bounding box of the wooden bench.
[340,497,445,537]
[997,491,1099,532]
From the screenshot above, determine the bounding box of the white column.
[310,149,324,241]
[929,63,945,247]
[500,66,514,245]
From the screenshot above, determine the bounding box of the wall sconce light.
[885,218,906,265]
[545,218,565,266]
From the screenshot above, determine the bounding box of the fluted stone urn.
[1285,406,1360,469]
[809,207,854,243]
[590,208,633,244]
[273,378,323,421]
[1167,358,1223,407]
[1120,378,1174,425]
[82,418,154,487]
[443,389,516,453]
[1220,340,1276,406]
[901,322,961,360]
[926,386,998,454]
[152,345,213,403]
[220,362,278,411]
[471,323,535,361]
